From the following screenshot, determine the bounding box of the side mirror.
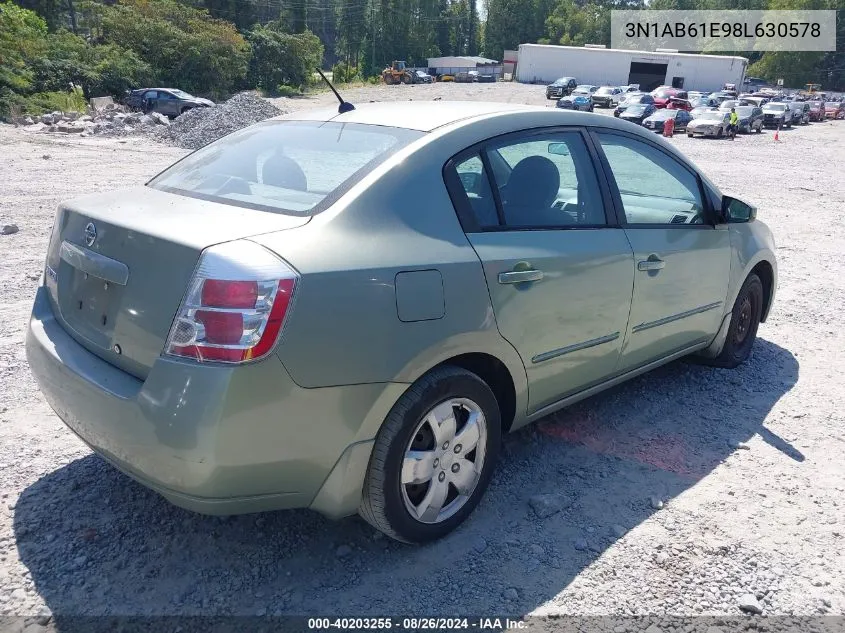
[721,196,757,223]
[548,142,570,156]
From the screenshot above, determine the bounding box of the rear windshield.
[148,121,423,215]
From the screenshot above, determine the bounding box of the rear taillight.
[165,240,298,364]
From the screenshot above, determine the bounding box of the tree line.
[1,0,842,117]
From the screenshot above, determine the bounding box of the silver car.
[687,110,732,137]
[26,102,776,543]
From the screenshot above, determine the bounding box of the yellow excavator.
[382,61,412,85]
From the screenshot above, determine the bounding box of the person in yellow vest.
[729,108,739,140]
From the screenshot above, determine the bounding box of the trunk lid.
[44,186,309,380]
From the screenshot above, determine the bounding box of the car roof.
[278,101,542,132]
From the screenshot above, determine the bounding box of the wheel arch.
[431,352,518,434]
[392,337,529,436]
[751,259,775,323]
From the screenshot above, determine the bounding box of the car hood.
[688,119,719,126]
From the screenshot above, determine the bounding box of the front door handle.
[498,269,544,284]
[637,257,666,272]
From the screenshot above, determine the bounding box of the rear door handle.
[498,269,544,284]
[637,257,666,272]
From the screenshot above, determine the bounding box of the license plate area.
[56,261,126,349]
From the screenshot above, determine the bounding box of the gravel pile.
[155,92,284,149]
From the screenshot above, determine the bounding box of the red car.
[651,87,687,108]
[824,101,844,119]
[666,97,693,112]
[808,101,825,121]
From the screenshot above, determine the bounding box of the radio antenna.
[315,68,355,114]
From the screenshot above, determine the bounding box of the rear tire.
[706,273,764,368]
[359,366,502,543]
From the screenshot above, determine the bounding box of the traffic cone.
[774,127,780,141]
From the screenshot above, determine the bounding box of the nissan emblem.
[84,222,97,247]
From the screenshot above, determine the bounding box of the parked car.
[124,88,214,117]
[708,92,735,104]
[808,101,825,121]
[691,96,719,109]
[651,87,687,108]
[687,110,732,137]
[734,106,764,133]
[412,70,433,84]
[476,72,496,83]
[546,77,578,100]
[666,97,693,112]
[614,93,654,117]
[556,95,593,112]
[642,108,692,133]
[824,101,844,119]
[25,101,777,544]
[592,86,624,108]
[784,102,807,125]
[762,102,791,128]
[742,96,770,108]
[687,91,706,101]
[572,85,599,101]
[619,103,656,125]
[622,84,640,93]
[717,100,740,111]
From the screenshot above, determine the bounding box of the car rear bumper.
[26,285,406,518]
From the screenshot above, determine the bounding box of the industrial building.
[516,44,748,93]
[427,56,501,77]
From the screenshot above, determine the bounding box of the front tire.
[359,366,501,543]
[708,273,764,368]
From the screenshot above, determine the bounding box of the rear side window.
[149,121,423,216]
[448,131,607,230]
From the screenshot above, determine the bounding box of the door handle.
[637,257,666,272]
[498,269,544,284]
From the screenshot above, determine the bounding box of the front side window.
[149,121,422,216]
[596,133,705,226]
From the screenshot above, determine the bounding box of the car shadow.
[14,338,798,621]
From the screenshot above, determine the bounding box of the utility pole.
[371,0,376,75]
[468,0,476,55]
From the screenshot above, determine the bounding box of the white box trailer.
[516,44,747,93]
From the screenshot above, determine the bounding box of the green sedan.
[26,101,777,543]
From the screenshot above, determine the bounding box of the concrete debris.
[20,92,282,147]
[89,95,115,112]
[2,224,19,235]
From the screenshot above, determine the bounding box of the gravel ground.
[1,82,844,626]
